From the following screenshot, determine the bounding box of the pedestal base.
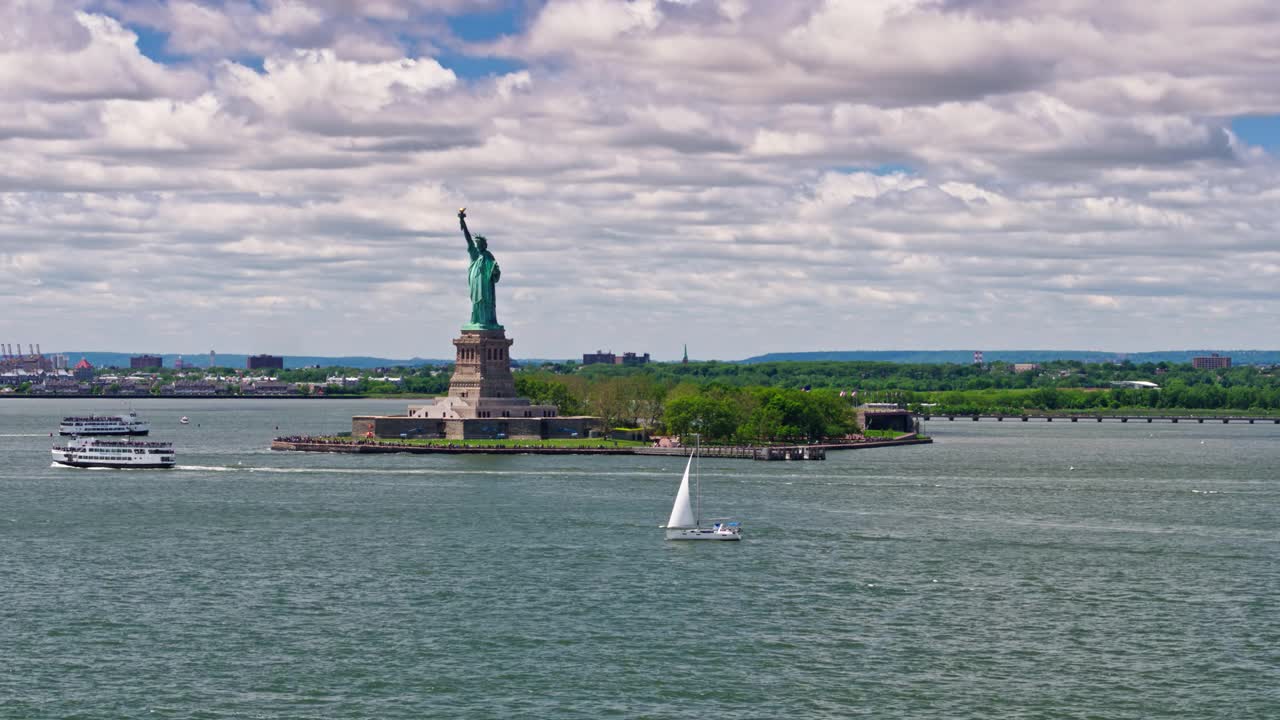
[449,329,515,400]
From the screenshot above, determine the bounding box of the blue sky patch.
[237,56,267,73]
[830,163,917,176]
[128,22,265,72]
[447,3,524,43]
[1230,115,1280,150]
[128,23,184,64]
[437,54,526,79]
[438,2,526,79]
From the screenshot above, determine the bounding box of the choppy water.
[2,399,1277,718]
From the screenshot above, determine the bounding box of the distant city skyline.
[26,348,1280,370]
[2,2,1278,358]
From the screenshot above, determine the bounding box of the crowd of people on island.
[648,433,898,450]
[273,435,624,451]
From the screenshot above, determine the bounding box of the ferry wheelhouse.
[51,437,175,469]
[59,412,150,436]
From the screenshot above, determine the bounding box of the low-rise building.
[165,380,223,396]
[0,369,34,386]
[1192,354,1231,370]
[130,354,163,369]
[856,404,916,433]
[247,354,285,370]
[31,378,89,395]
[582,350,650,366]
[247,381,295,396]
[72,357,95,381]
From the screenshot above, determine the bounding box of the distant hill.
[739,350,1280,365]
[59,352,452,370]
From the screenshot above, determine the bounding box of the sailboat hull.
[665,527,742,541]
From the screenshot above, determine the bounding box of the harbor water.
[1,399,1277,718]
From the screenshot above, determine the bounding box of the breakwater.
[270,435,931,460]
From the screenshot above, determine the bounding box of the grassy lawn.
[859,429,918,439]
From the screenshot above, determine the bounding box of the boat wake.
[248,466,526,476]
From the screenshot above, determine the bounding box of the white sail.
[666,453,696,529]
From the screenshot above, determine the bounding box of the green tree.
[663,394,743,442]
[515,373,585,415]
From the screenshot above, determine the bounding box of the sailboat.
[663,436,742,541]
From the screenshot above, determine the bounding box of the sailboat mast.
[695,433,701,527]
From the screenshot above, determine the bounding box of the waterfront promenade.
[270,435,931,460]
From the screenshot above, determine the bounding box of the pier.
[920,414,1280,424]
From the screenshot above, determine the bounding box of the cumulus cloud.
[0,10,199,101]
[0,0,1278,358]
[218,49,457,116]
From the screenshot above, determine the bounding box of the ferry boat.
[58,412,150,436]
[51,437,175,469]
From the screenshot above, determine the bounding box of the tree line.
[513,373,858,443]
[294,359,1280,433]
[512,359,1280,434]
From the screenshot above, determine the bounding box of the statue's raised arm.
[459,207,475,253]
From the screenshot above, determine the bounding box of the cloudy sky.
[2,0,1278,361]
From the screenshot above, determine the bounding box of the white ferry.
[59,412,150,436]
[51,437,175,469]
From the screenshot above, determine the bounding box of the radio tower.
[974,350,984,366]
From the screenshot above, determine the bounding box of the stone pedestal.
[448,329,515,401]
[406,328,559,429]
[356,326,601,441]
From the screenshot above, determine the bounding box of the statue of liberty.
[458,208,502,330]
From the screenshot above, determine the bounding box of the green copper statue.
[459,208,502,330]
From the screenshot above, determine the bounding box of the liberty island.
[278,211,928,455]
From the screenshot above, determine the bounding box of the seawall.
[269,435,931,458]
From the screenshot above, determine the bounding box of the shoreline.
[270,435,932,458]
